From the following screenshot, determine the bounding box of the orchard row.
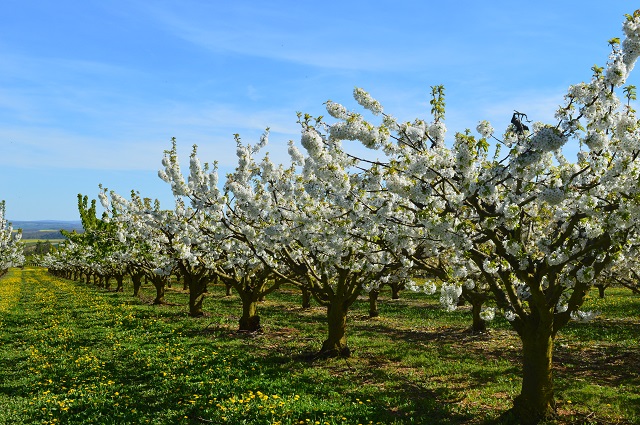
[31,10,640,424]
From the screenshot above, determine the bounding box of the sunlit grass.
[0,267,637,424]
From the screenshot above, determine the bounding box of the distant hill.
[11,220,83,240]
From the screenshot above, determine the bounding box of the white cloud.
[0,98,303,172]
[141,2,456,72]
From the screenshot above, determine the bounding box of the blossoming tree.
[158,132,403,346]
[0,200,24,274]
[307,10,640,422]
[157,139,287,328]
[100,189,179,306]
[274,117,409,356]
[61,194,129,290]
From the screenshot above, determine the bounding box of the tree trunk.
[186,275,207,317]
[471,300,487,333]
[115,274,124,292]
[189,288,205,317]
[225,283,232,296]
[462,288,489,333]
[239,297,261,332]
[470,297,487,333]
[510,327,556,424]
[301,287,311,309]
[391,282,401,300]
[597,284,606,299]
[151,277,166,305]
[368,289,379,318]
[320,303,350,357]
[131,273,143,297]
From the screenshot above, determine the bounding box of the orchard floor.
[0,267,638,424]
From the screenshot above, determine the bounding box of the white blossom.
[353,88,383,115]
[570,310,599,323]
[504,310,517,322]
[479,307,495,322]
[439,283,462,312]
[476,120,494,139]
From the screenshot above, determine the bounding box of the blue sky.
[0,1,637,220]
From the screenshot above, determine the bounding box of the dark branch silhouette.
[511,111,530,135]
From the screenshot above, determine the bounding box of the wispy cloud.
[141,2,458,72]
[0,99,302,171]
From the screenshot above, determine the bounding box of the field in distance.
[11,220,83,240]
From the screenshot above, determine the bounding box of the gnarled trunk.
[301,287,311,309]
[510,325,556,424]
[103,275,112,290]
[368,289,379,318]
[320,302,350,357]
[391,282,402,300]
[189,288,205,317]
[150,276,166,305]
[153,285,166,305]
[179,267,210,317]
[115,274,124,292]
[239,297,261,332]
[131,273,143,297]
[465,290,488,333]
[471,300,487,333]
[187,275,207,317]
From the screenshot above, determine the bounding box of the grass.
[21,239,62,242]
[0,267,638,425]
[21,238,61,247]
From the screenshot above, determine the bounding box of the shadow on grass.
[562,318,640,343]
[250,350,475,424]
[170,316,485,422]
[554,342,640,386]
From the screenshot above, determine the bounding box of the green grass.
[0,268,638,424]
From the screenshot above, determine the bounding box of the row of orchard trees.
[0,200,24,275]
[44,194,126,291]
[44,11,640,424]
